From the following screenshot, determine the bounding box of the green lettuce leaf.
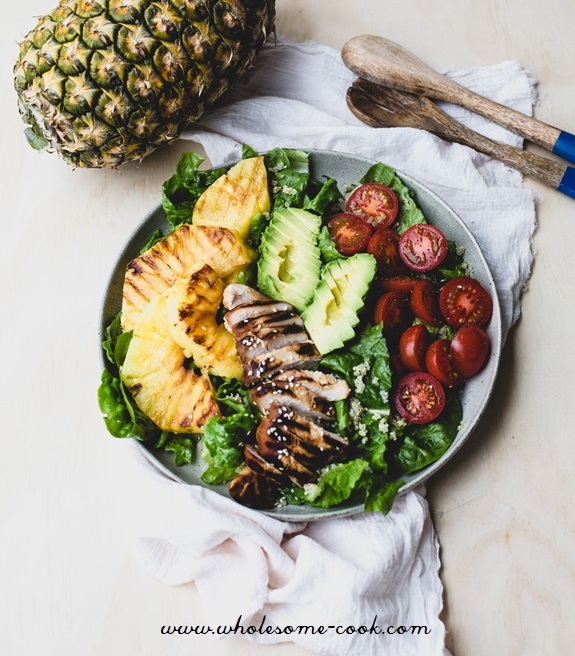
[285,459,369,509]
[102,313,129,367]
[140,228,164,253]
[304,177,342,215]
[264,147,310,209]
[395,393,462,475]
[162,152,228,228]
[322,323,392,410]
[247,211,270,249]
[98,315,194,462]
[98,369,161,441]
[322,324,393,475]
[153,432,198,466]
[201,378,260,485]
[362,475,405,513]
[317,225,342,263]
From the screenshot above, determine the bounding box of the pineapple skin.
[14,0,276,168]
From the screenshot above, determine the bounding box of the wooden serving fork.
[346,78,575,199]
[342,35,575,167]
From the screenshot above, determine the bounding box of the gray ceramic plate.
[99,149,502,521]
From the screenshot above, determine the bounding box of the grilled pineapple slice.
[122,224,252,331]
[165,264,242,380]
[121,293,219,434]
[192,157,270,240]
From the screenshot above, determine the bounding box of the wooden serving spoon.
[346,78,575,198]
[342,35,575,166]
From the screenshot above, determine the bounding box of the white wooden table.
[3,1,575,655]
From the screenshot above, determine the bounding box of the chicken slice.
[250,369,350,421]
[258,403,348,471]
[228,466,281,510]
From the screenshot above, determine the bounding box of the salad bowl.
[99,149,502,521]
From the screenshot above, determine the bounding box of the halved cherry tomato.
[367,227,405,275]
[398,224,448,272]
[327,213,372,256]
[450,325,490,378]
[373,291,412,339]
[399,324,430,372]
[425,339,461,387]
[378,274,418,293]
[439,276,493,327]
[393,372,446,424]
[410,279,442,327]
[390,351,408,378]
[346,183,399,229]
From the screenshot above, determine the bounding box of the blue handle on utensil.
[553,131,575,165]
[557,166,575,199]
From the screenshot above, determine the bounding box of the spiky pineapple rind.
[14,0,276,168]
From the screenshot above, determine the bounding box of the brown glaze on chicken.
[257,403,348,471]
[228,466,281,510]
[224,284,351,509]
[250,369,350,422]
[222,283,320,386]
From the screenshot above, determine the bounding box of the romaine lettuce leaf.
[322,323,392,410]
[304,459,369,508]
[361,476,404,514]
[283,459,369,509]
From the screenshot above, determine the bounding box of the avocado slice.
[257,207,322,311]
[303,253,377,355]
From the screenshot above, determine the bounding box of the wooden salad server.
[342,35,575,169]
[346,78,575,199]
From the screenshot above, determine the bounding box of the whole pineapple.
[14,0,275,168]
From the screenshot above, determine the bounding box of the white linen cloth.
[123,38,536,656]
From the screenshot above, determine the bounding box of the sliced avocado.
[323,265,364,314]
[302,253,377,355]
[257,207,322,311]
[322,268,362,323]
[302,282,357,353]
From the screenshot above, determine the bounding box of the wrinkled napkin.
[123,37,536,656]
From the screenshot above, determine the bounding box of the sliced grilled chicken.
[243,444,292,487]
[223,284,352,508]
[223,284,320,386]
[242,342,320,386]
[228,466,281,510]
[235,323,310,359]
[223,283,272,311]
[250,369,350,422]
[259,403,348,470]
[254,419,318,487]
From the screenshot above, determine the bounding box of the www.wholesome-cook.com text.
[160,615,431,637]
